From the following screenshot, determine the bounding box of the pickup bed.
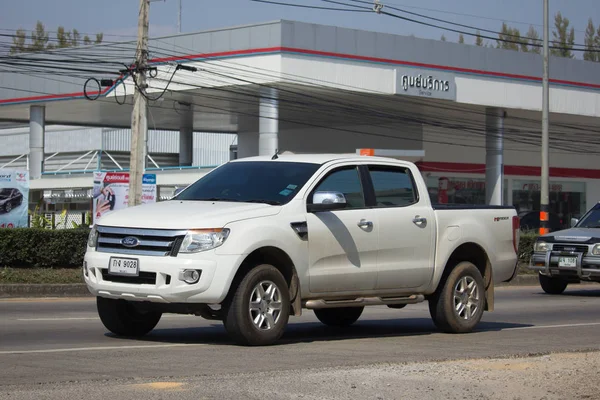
[84,153,519,345]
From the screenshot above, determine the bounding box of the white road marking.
[501,322,600,331]
[0,343,204,355]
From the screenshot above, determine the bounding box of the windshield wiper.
[243,199,282,206]
[191,198,281,205]
[193,197,244,202]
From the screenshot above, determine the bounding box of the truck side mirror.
[307,191,347,213]
[571,218,579,227]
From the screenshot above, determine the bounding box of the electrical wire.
[320,0,592,52]
[2,24,600,155]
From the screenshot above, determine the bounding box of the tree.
[56,26,70,48]
[496,22,521,51]
[596,24,600,61]
[9,28,27,55]
[28,21,49,52]
[551,12,575,58]
[8,21,104,54]
[584,19,597,61]
[441,34,446,41]
[526,26,541,54]
[458,34,464,44]
[474,30,483,46]
[71,29,80,47]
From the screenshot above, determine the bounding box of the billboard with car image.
[0,169,29,228]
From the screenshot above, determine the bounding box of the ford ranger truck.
[84,154,520,346]
[529,202,600,294]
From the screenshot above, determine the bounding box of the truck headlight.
[592,244,600,256]
[87,226,98,247]
[179,229,230,253]
[534,241,550,252]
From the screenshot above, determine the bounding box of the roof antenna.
[271,149,279,160]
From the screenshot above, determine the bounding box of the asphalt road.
[1,284,600,399]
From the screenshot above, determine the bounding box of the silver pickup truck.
[529,203,600,294]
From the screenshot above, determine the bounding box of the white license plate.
[558,257,577,268]
[108,257,139,276]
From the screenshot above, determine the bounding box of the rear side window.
[368,166,417,207]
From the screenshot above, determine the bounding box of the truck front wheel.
[429,261,485,334]
[223,264,290,346]
[538,273,568,294]
[97,297,162,337]
[314,307,364,327]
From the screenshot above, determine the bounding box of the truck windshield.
[174,161,321,206]
[576,207,600,228]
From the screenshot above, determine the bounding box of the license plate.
[108,257,139,276]
[558,256,577,268]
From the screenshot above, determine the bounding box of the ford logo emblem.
[121,236,140,247]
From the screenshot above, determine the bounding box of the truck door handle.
[413,216,427,225]
[357,219,373,228]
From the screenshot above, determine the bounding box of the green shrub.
[518,231,539,266]
[0,228,89,268]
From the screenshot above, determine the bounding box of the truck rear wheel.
[97,297,162,337]
[429,261,485,334]
[223,264,290,346]
[538,273,568,294]
[314,307,364,327]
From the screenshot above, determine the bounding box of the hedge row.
[0,227,540,269]
[0,228,89,268]
[518,232,538,266]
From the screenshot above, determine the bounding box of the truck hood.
[96,200,281,230]
[543,227,600,242]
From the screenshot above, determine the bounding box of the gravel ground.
[3,351,600,400]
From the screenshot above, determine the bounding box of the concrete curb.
[0,275,560,298]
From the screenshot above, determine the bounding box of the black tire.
[223,264,290,346]
[428,261,485,334]
[539,273,568,295]
[97,297,162,337]
[314,307,364,327]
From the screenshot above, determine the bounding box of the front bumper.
[528,251,600,280]
[83,250,242,304]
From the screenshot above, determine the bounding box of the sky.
[1,0,599,53]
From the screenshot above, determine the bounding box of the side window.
[312,167,365,209]
[369,166,417,207]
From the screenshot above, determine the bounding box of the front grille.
[101,269,157,285]
[96,226,187,257]
[553,244,589,254]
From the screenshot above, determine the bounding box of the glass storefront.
[425,176,587,231]
[426,176,507,205]
[512,180,586,229]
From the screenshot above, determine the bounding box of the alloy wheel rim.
[249,280,283,331]
[453,276,480,320]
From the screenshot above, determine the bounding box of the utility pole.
[129,0,150,207]
[540,0,550,235]
[178,0,182,33]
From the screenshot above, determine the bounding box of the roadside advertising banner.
[0,169,29,228]
[92,172,157,224]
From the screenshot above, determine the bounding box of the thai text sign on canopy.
[394,67,457,101]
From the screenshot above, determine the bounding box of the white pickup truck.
[84,153,519,346]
